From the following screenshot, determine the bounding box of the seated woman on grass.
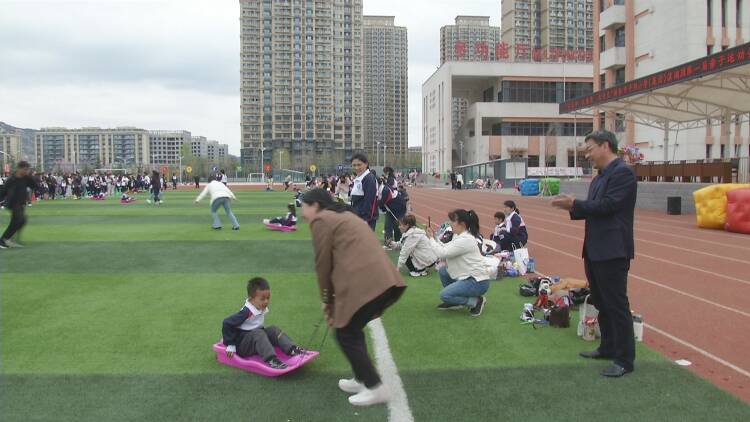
[425,209,491,317]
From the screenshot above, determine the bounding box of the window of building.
[614,26,625,47]
[706,144,713,159]
[599,34,605,50]
[615,67,625,85]
[599,72,606,89]
[527,155,540,167]
[722,0,727,27]
[708,0,713,25]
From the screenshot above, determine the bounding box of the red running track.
[409,187,750,403]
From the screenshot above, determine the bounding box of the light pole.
[382,142,386,167]
[179,155,183,185]
[459,140,464,166]
[376,141,381,167]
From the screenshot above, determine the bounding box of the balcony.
[600,46,626,70]
[599,4,626,30]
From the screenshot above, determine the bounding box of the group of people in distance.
[1,128,637,409]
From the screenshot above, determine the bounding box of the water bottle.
[527,257,536,273]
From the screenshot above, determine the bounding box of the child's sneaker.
[409,270,428,277]
[265,357,288,370]
[262,219,270,224]
[287,346,306,356]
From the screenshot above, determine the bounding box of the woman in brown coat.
[301,188,406,407]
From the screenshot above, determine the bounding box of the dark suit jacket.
[570,157,637,262]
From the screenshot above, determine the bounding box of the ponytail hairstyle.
[503,200,520,215]
[399,214,417,230]
[448,209,480,238]
[301,188,354,214]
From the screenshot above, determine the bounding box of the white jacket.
[428,231,490,281]
[196,180,236,203]
[393,227,438,270]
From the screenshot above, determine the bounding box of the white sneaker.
[409,271,427,277]
[4,239,24,248]
[338,378,365,394]
[146,199,151,204]
[262,219,270,224]
[348,384,390,406]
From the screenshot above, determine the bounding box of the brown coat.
[310,209,406,328]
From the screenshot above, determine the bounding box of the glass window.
[614,27,625,47]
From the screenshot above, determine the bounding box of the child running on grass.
[221,277,306,369]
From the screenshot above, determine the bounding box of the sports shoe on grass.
[0,239,8,249]
[409,271,427,277]
[4,239,24,248]
[262,219,270,224]
[348,384,390,406]
[265,357,288,370]
[338,378,365,394]
[436,302,462,310]
[469,296,486,317]
[287,346,306,357]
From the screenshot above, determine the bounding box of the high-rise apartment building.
[0,128,22,170]
[191,136,208,158]
[239,0,364,172]
[440,16,503,64]
[207,140,229,162]
[149,130,192,166]
[35,127,150,172]
[593,0,750,161]
[502,0,594,59]
[363,16,408,161]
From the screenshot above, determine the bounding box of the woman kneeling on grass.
[425,209,490,317]
[301,188,406,407]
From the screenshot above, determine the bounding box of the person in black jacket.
[497,200,528,250]
[221,277,305,369]
[379,168,407,247]
[1,161,36,249]
[552,129,637,378]
[349,153,378,230]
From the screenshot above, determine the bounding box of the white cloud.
[0,0,502,155]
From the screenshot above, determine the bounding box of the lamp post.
[382,142,386,167]
[179,155,183,185]
[376,141,382,167]
[459,140,464,166]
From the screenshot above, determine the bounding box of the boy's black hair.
[247,277,270,297]
[17,161,31,169]
[494,211,506,220]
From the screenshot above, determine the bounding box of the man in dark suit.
[551,129,637,377]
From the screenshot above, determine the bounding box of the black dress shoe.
[601,364,633,378]
[579,350,613,359]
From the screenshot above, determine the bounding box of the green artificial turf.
[1,191,748,421]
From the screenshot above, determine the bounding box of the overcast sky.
[0,0,501,155]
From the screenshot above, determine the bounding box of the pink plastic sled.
[264,223,297,232]
[212,342,319,377]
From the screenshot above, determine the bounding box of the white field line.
[368,318,414,422]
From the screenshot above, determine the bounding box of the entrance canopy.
[559,42,750,130]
